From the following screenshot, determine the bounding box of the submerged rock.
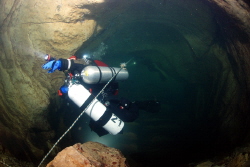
[46,142,128,167]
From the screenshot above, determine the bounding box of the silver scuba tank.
[81,66,129,84]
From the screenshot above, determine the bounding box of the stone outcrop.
[46,142,128,167]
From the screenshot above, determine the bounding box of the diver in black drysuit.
[42,55,161,136]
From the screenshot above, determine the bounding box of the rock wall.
[0,0,99,161]
[206,0,250,147]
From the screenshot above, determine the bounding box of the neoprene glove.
[42,60,62,73]
[42,60,55,70]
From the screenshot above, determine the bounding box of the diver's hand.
[42,60,62,73]
[42,60,55,70]
[48,60,61,73]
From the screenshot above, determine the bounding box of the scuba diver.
[42,54,161,136]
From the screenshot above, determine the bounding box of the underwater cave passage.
[73,18,224,166]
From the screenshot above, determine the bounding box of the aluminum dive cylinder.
[68,84,124,135]
[81,66,129,84]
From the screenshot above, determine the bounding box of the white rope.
[38,58,133,167]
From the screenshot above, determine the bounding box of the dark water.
[64,0,226,166]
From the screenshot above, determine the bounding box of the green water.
[70,0,226,166]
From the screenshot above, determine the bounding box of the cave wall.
[0,0,99,161]
[206,0,250,147]
[0,0,250,164]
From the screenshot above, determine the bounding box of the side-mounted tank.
[81,66,129,84]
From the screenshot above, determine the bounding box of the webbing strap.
[95,109,112,126]
[79,94,95,111]
[79,95,112,126]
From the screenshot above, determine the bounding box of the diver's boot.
[134,100,161,113]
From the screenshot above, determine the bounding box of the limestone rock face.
[206,0,250,146]
[0,0,99,161]
[46,142,128,167]
[207,0,250,36]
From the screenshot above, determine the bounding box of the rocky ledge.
[46,142,128,167]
